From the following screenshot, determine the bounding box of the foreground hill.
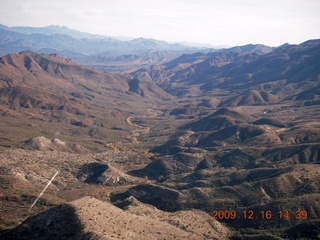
[0,51,171,150]
[1,196,229,240]
[0,148,230,239]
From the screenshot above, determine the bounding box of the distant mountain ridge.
[217,43,274,54]
[0,23,276,72]
[0,24,97,39]
[0,24,202,72]
[0,24,196,55]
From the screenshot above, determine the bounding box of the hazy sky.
[1,0,319,46]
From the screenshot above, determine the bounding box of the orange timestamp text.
[212,209,308,220]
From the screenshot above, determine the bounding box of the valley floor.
[1,103,320,239]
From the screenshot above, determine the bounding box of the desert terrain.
[0,26,319,239]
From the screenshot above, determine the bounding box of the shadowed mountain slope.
[218,90,279,107]
[182,107,251,131]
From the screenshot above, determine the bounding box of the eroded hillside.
[0,51,172,151]
[1,40,320,239]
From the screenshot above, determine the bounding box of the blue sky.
[0,0,319,46]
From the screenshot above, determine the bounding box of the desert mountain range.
[0,50,171,151]
[0,24,274,72]
[131,39,320,101]
[0,25,320,239]
[0,24,198,72]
